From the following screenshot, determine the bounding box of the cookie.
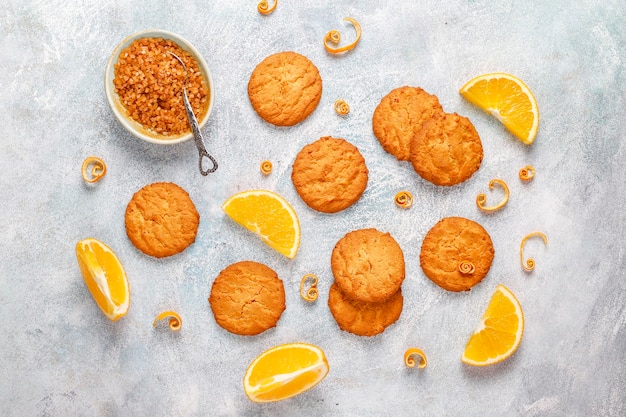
[291,136,369,213]
[331,228,405,303]
[328,283,403,337]
[208,261,286,336]
[248,51,323,126]
[125,182,199,258]
[372,86,444,161]
[410,112,483,186]
[419,217,494,292]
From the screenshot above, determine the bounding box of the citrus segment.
[462,284,524,366]
[222,190,301,258]
[75,238,130,321]
[460,72,539,145]
[244,342,329,403]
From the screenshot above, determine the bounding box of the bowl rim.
[104,29,214,145]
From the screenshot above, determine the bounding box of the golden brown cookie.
[291,136,369,213]
[125,182,199,258]
[419,217,494,292]
[328,283,403,337]
[410,112,483,186]
[331,228,405,303]
[248,51,323,126]
[208,261,286,336]
[372,86,444,161]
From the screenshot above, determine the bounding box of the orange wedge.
[222,190,301,259]
[75,238,130,321]
[460,73,539,145]
[244,342,329,403]
[462,284,524,366]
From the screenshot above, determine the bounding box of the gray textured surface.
[1,0,625,416]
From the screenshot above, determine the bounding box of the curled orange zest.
[260,160,273,175]
[404,348,427,369]
[257,0,277,15]
[458,261,475,275]
[520,232,548,271]
[334,99,350,116]
[324,17,362,54]
[476,179,509,212]
[81,157,107,183]
[300,274,319,302]
[519,165,535,181]
[394,191,413,209]
[153,310,182,331]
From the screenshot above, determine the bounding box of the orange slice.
[75,238,130,321]
[462,284,524,366]
[244,342,329,403]
[460,73,539,145]
[222,190,300,258]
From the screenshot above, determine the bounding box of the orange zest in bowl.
[324,17,362,54]
[153,310,182,331]
[81,157,107,183]
[476,179,509,212]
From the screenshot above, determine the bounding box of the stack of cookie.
[328,228,405,336]
[373,86,483,186]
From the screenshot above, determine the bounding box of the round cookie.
[125,182,199,258]
[291,136,369,213]
[328,283,403,337]
[372,86,444,161]
[331,228,405,303]
[419,217,494,292]
[248,51,323,126]
[208,261,286,336]
[410,112,483,186]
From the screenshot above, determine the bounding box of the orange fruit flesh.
[222,190,300,259]
[462,284,523,365]
[76,239,129,321]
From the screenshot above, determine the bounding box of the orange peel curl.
[519,165,535,181]
[458,261,475,275]
[404,348,427,369]
[520,232,548,271]
[300,274,319,303]
[81,156,107,183]
[153,310,182,331]
[334,99,350,115]
[257,0,277,15]
[260,160,273,175]
[476,179,509,212]
[394,191,413,209]
[324,17,362,54]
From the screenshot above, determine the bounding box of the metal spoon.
[168,51,218,176]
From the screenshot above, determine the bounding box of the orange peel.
[476,179,509,212]
[458,261,475,275]
[260,160,273,175]
[334,99,350,115]
[300,274,319,302]
[81,156,107,183]
[394,191,413,209]
[404,348,427,369]
[257,0,277,15]
[324,17,362,54]
[153,310,182,331]
[520,232,548,271]
[519,165,535,181]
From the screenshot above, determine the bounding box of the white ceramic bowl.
[104,29,214,145]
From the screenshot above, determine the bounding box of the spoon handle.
[182,89,218,176]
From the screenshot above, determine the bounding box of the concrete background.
[1,0,624,415]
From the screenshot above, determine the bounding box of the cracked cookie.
[410,111,483,186]
[125,182,199,258]
[248,51,323,126]
[419,217,494,292]
[372,86,444,161]
[208,261,286,336]
[328,282,403,337]
[291,136,368,213]
[331,228,405,303]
